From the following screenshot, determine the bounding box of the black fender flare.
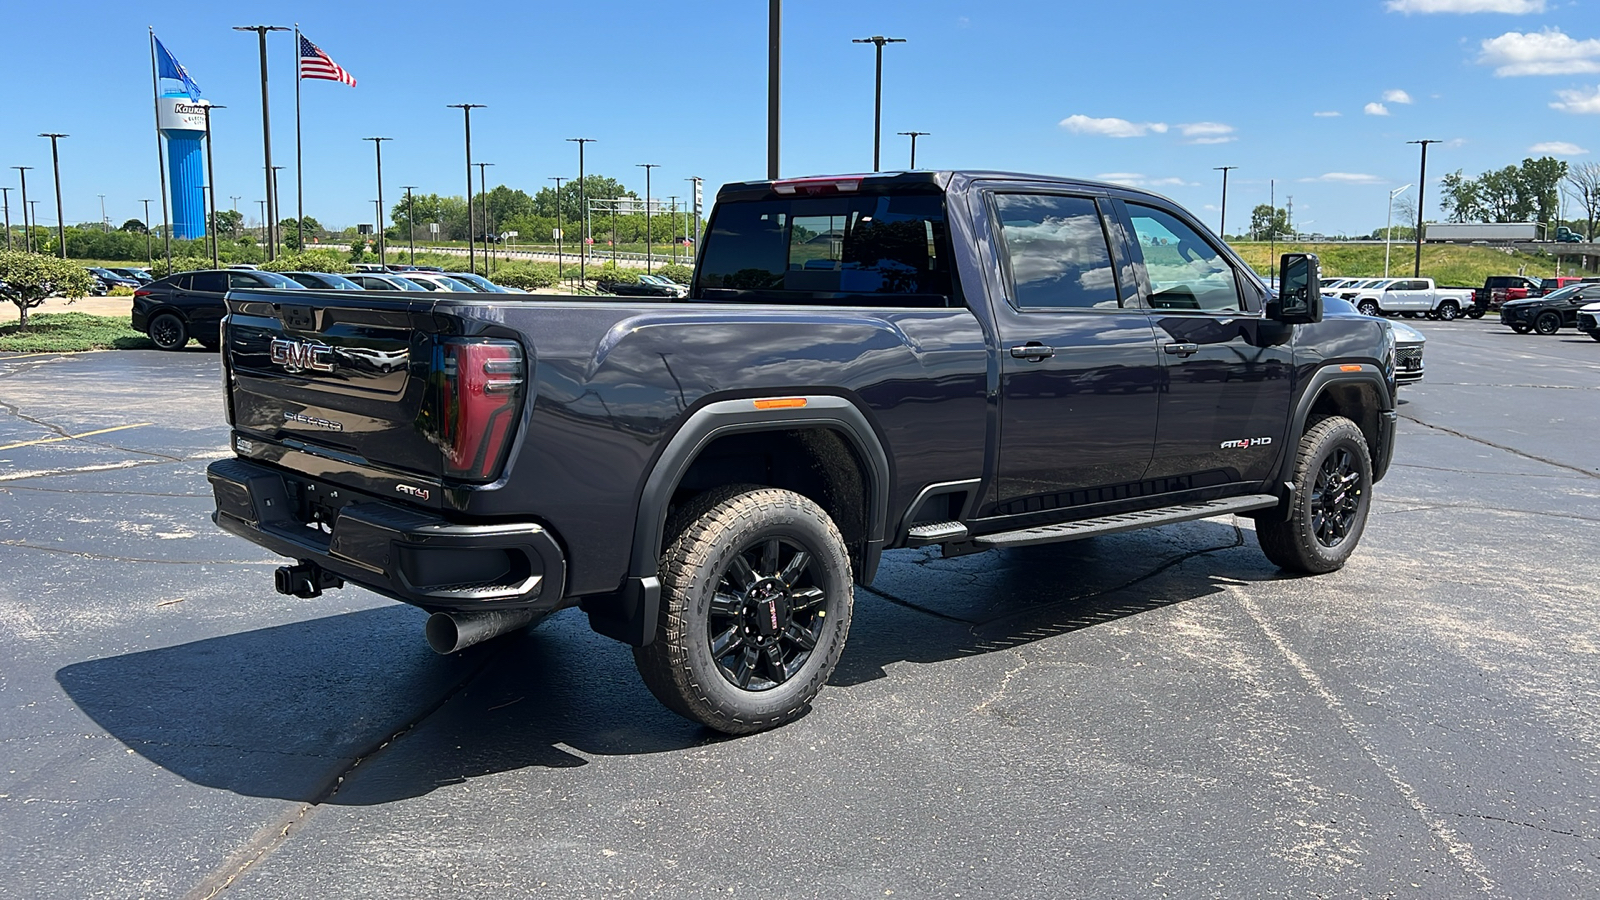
[1268,363,1396,518]
[589,395,892,647]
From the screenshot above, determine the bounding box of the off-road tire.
[1357,299,1380,317]
[1257,416,1373,574]
[1533,311,1561,335]
[633,487,854,734]
[148,313,188,351]
[1437,300,1460,321]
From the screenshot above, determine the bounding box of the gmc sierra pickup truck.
[207,171,1398,733]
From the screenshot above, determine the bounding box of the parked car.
[347,273,428,291]
[600,276,683,298]
[1473,274,1543,317]
[1538,276,1599,293]
[1576,302,1600,341]
[1327,295,1424,384]
[445,272,512,292]
[226,264,260,271]
[132,269,304,351]
[281,271,365,291]
[1346,277,1474,320]
[403,273,478,292]
[638,274,689,297]
[351,263,387,273]
[206,168,1397,734]
[1499,282,1600,334]
[107,267,154,284]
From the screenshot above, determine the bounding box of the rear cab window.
[991,193,1125,311]
[694,185,955,307]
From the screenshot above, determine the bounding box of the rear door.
[987,190,1161,515]
[1385,279,1429,312]
[1119,199,1292,489]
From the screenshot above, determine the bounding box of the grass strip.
[0,313,155,352]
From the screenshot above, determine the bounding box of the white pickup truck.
[1346,277,1475,321]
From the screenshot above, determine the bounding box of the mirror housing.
[1270,252,1322,324]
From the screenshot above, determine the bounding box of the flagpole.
[149,28,171,271]
[294,24,304,253]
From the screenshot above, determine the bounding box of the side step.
[906,521,969,547]
[973,494,1278,549]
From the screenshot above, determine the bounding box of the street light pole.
[13,168,32,253]
[98,194,107,233]
[897,131,929,169]
[1213,166,1237,237]
[1408,139,1441,277]
[768,0,781,180]
[549,176,565,281]
[140,198,152,264]
[3,187,13,251]
[567,138,595,284]
[637,163,658,272]
[257,199,266,244]
[668,195,679,265]
[447,104,485,274]
[39,133,69,258]
[402,185,418,265]
[1384,183,1412,278]
[852,35,906,172]
[475,161,494,273]
[363,137,391,266]
[270,166,285,257]
[233,25,289,261]
[202,104,225,267]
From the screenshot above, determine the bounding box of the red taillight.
[771,176,863,195]
[134,289,152,298]
[439,339,524,481]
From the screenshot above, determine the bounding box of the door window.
[190,272,226,293]
[993,193,1121,310]
[228,273,262,289]
[1127,204,1241,312]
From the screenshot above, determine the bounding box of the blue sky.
[3,0,1597,237]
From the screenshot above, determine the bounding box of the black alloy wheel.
[148,312,188,351]
[706,536,827,692]
[1533,311,1562,335]
[1256,415,1373,574]
[1311,446,1363,549]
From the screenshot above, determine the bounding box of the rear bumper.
[207,457,566,613]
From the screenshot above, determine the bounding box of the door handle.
[1009,343,1055,360]
[1164,342,1199,357]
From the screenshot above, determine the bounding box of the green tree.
[278,216,322,251]
[120,218,148,234]
[209,209,243,238]
[1438,170,1482,223]
[0,250,98,329]
[1565,161,1600,242]
[1249,204,1289,240]
[1517,156,1567,230]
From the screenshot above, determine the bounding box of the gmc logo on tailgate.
[270,338,335,374]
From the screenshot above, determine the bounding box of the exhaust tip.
[425,608,540,655]
[424,612,463,654]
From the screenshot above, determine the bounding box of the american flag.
[299,34,356,87]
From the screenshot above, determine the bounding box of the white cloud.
[1387,0,1544,13]
[1383,89,1414,104]
[1551,85,1600,113]
[1303,173,1386,185]
[1060,115,1168,138]
[1176,122,1237,144]
[1313,111,1342,117]
[1479,29,1600,76]
[1094,173,1195,188]
[1529,141,1589,154]
[1364,102,1391,116]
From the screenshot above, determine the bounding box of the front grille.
[1579,313,1597,331]
[1395,346,1422,362]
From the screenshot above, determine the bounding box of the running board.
[906,521,969,546]
[973,495,1278,549]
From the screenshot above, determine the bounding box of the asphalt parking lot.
[2,322,1598,899]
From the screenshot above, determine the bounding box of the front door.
[1121,201,1293,490]
[989,191,1161,517]
[1383,279,1429,312]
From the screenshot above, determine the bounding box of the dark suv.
[132,269,304,351]
[1501,282,1600,334]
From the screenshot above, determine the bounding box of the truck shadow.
[55,519,1286,805]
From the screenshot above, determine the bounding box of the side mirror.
[1271,252,1322,324]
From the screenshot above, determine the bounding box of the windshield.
[696,190,955,305]
[390,277,428,291]
[254,271,306,289]
[448,273,504,291]
[1541,284,1585,301]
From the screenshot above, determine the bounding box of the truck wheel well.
[1307,383,1382,462]
[670,428,870,576]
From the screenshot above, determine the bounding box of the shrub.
[0,250,100,328]
[261,249,355,274]
[149,256,212,278]
[492,262,559,291]
[656,264,693,285]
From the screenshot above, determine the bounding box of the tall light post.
[140,198,152,264]
[898,131,929,169]
[39,133,69,259]
[475,161,494,273]
[98,194,108,233]
[401,185,418,264]
[256,199,266,244]
[768,0,781,180]
[230,195,242,241]
[270,166,285,256]
[548,176,565,280]
[851,35,906,172]
[363,136,391,265]
[3,187,13,251]
[1384,183,1413,277]
[567,138,595,284]
[668,194,679,265]
[1213,166,1237,237]
[202,104,225,266]
[637,163,658,272]
[12,167,30,253]
[1408,139,1441,277]
[447,103,486,274]
[233,25,289,260]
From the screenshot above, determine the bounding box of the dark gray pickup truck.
[208,170,1397,733]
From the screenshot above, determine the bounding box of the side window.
[190,272,226,293]
[1127,204,1241,312]
[229,273,264,289]
[993,193,1121,310]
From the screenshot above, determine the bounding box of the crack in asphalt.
[1454,812,1592,841]
[1400,413,1599,480]
[1390,461,1579,479]
[1371,503,1600,525]
[182,642,510,900]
